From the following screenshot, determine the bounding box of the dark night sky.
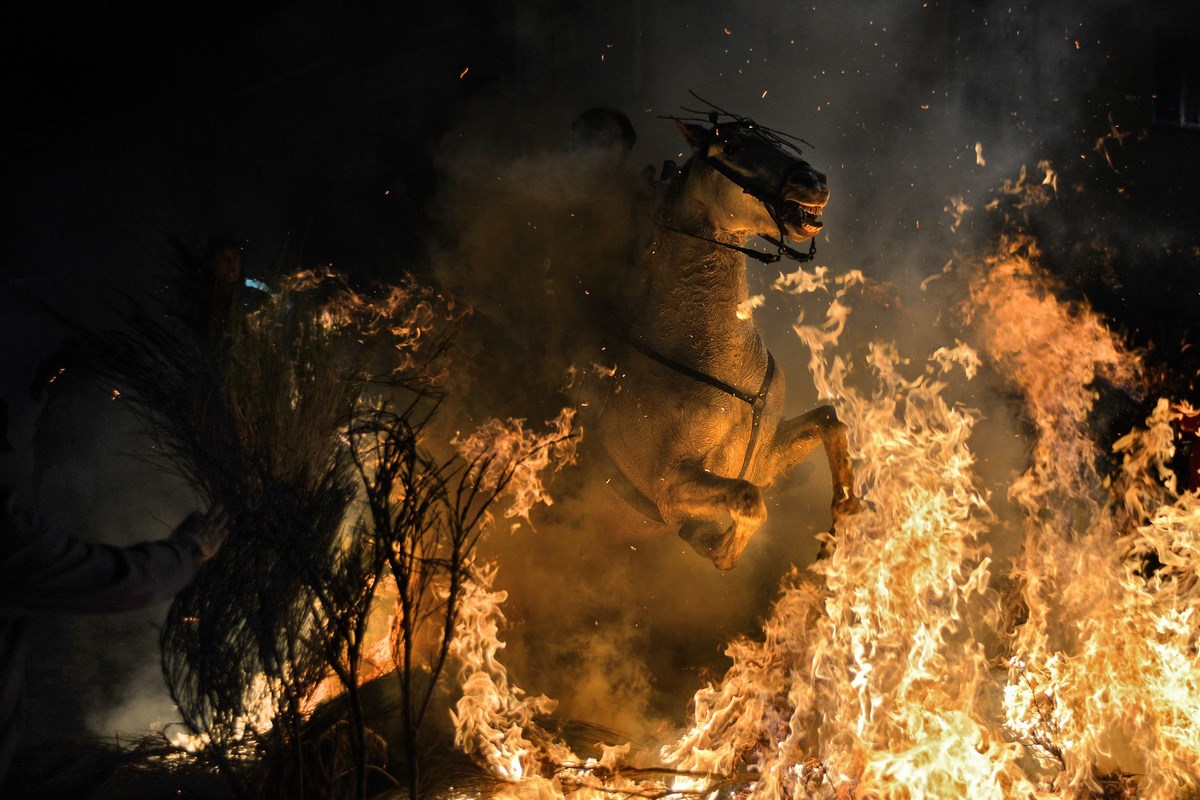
[5,2,1195,428]
[3,0,1196,344]
[0,0,1198,779]
[1,2,492,431]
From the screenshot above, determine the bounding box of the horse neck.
[632,166,764,373]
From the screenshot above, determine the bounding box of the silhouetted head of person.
[570,106,636,169]
[206,238,246,285]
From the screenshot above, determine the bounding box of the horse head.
[673,116,828,248]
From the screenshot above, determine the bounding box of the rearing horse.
[598,113,858,570]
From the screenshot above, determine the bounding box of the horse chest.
[672,392,750,444]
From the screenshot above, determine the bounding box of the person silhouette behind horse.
[570,106,637,169]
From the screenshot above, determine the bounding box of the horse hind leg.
[657,465,767,571]
[766,404,859,522]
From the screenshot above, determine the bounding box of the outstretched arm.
[0,490,228,615]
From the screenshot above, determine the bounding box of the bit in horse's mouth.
[782,199,825,232]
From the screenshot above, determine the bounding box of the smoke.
[415,0,1196,761]
[3,0,1195,773]
[12,388,202,746]
[470,496,828,746]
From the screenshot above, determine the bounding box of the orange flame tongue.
[978,240,1200,798]
[965,236,1141,510]
[450,562,564,783]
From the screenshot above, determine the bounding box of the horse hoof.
[679,521,743,570]
[726,481,767,524]
[711,547,742,571]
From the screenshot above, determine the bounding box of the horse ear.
[674,120,709,151]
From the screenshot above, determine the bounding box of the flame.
[267,266,460,375]
[497,222,1186,798]
[964,234,1141,506]
[167,672,280,753]
[663,295,1036,799]
[291,409,581,726]
[450,565,674,800]
[449,562,567,783]
[453,408,580,527]
[984,162,1057,211]
[737,294,766,321]
[155,179,1200,797]
[945,195,972,231]
[427,166,1200,800]
[974,239,1200,798]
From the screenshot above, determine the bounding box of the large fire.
[154,162,1199,799]
[441,168,1200,799]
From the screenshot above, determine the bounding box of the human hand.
[173,503,230,561]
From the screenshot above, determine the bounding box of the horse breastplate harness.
[629,339,776,481]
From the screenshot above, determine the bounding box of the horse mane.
[661,90,815,158]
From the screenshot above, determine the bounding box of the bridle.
[629,339,775,482]
[655,216,816,265]
[599,337,777,525]
[654,111,820,265]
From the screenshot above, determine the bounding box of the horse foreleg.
[656,464,767,571]
[766,405,859,521]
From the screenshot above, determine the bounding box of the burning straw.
[79,242,466,796]
[81,240,592,799]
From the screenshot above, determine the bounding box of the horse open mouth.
[781,199,825,236]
